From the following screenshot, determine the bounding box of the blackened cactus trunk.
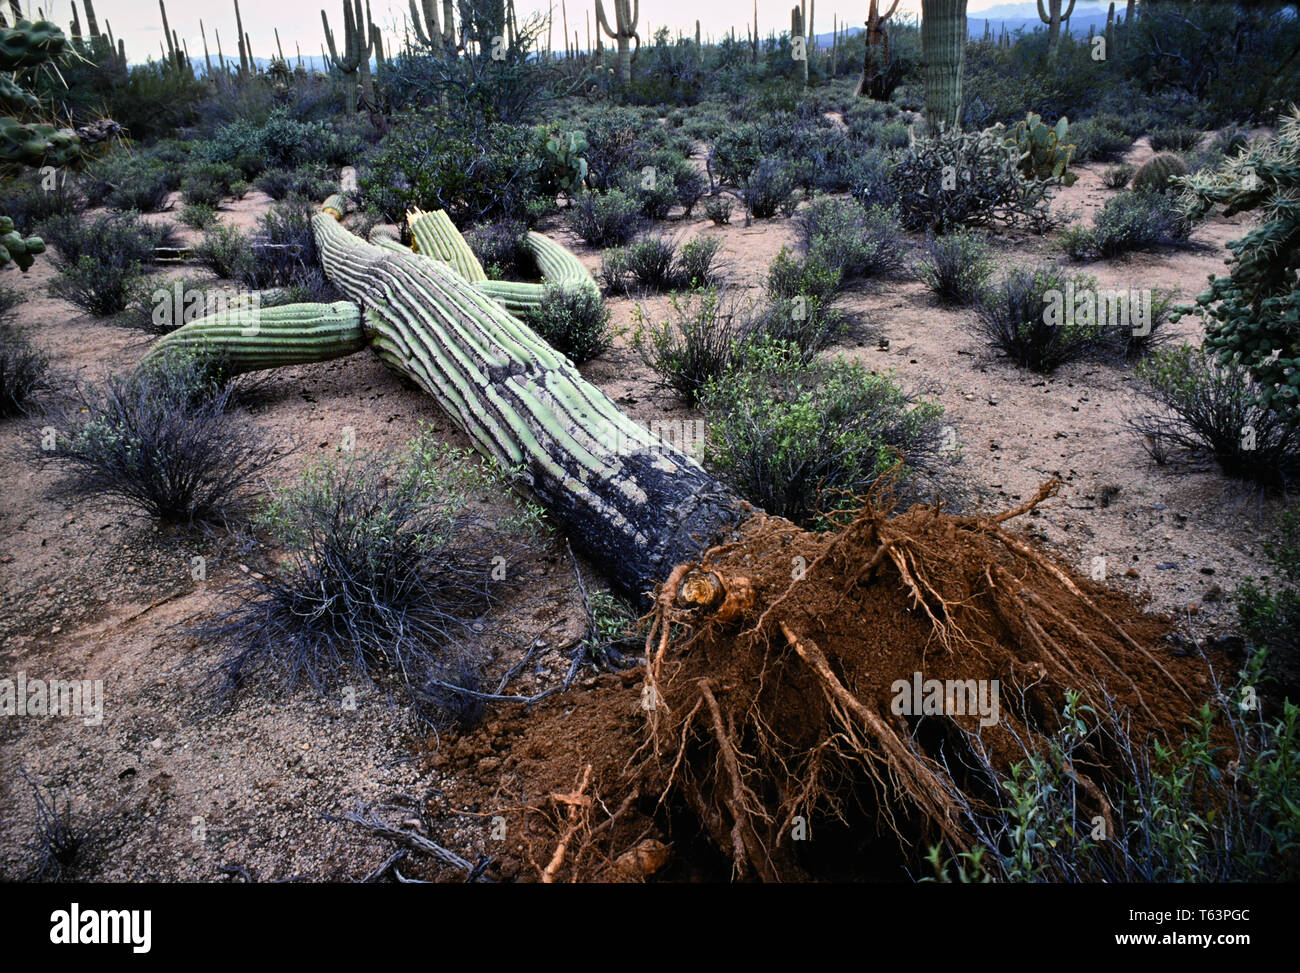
[921,0,967,132]
[311,211,749,598]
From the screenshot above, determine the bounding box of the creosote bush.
[798,197,907,283]
[0,329,51,418]
[1129,344,1300,487]
[634,288,755,407]
[743,158,797,220]
[524,285,613,364]
[1067,190,1194,259]
[565,190,644,247]
[203,429,542,727]
[916,230,993,306]
[973,266,1103,372]
[701,338,948,528]
[43,350,278,524]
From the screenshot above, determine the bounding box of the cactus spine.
[594,0,638,83]
[921,0,967,132]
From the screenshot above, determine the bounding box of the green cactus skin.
[595,0,640,83]
[310,206,746,596]
[1005,112,1078,186]
[541,129,589,196]
[921,0,967,132]
[1132,152,1190,193]
[0,76,38,113]
[0,117,80,167]
[0,19,66,70]
[142,301,366,375]
[408,208,489,282]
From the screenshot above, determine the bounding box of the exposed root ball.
[637,480,1212,880]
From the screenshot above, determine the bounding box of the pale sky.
[17,0,1114,62]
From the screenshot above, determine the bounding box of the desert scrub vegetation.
[202,429,543,727]
[20,770,117,882]
[43,212,174,316]
[972,266,1104,373]
[634,288,756,407]
[1063,190,1194,260]
[1129,344,1300,488]
[926,681,1300,882]
[0,329,51,418]
[565,189,644,247]
[1237,509,1300,702]
[796,197,907,284]
[600,234,722,293]
[916,231,994,306]
[41,350,279,525]
[524,285,613,364]
[700,338,948,528]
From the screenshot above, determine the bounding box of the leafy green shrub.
[194,224,254,281]
[750,296,846,358]
[634,288,754,406]
[1069,118,1134,163]
[179,203,219,231]
[524,285,612,364]
[41,211,171,269]
[48,255,146,317]
[704,195,733,225]
[797,197,906,282]
[253,167,340,202]
[1130,344,1300,486]
[766,246,842,307]
[973,266,1104,372]
[916,231,993,306]
[677,236,723,288]
[565,190,644,247]
[180,161,240,207]
[43,350,277,524]
[203,430,540,727]
[742,157,796,219]
[0,328,50,417]
[1083,190,1193,258]
[700,338,946,527]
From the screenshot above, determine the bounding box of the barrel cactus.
[1132,152,1190,193]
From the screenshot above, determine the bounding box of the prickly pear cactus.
[1132,152,1190,193]
[0,19,67,70]
[540,129,590,196]
[1004,112,1078,186]
[0,216,45,272]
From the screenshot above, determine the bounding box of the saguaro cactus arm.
[1037,0,1076,59]
[594,0,639,82]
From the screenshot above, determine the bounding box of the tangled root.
[636,480,1210,880]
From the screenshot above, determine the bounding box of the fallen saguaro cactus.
[143,196,746,597]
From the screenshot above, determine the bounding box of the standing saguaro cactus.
[594,0,638,83]
[854,0,901,99]
[1037,0,1075,61]
[791,3,808,86]
[921,0,967,132]
[323,0,376,113]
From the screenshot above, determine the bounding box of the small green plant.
[973,266,1103,372]
[565,189,643,247]
[704,195,733,225]
[766,246,842,307]
[179,202,219,231]
[742,158,796,219]
[634,288,754,407]
[1149,124,1203,153]
[700,337,947,528]
[524,285,613,364]
[798,197,906,282]
[916,230,993,306]
[1067,190,1193,260]
[0,328,50,417]
[1102,163,1136,189]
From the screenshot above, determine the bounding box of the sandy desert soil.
[0,134,1283,881]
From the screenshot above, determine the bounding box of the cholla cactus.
[1178,109,1300,418]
